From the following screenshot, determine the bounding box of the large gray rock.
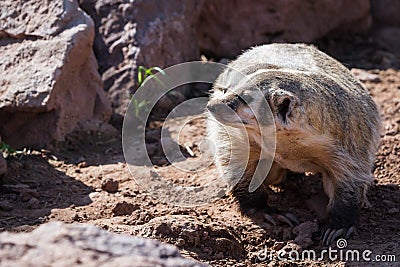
[0,222,208,267]
[196,0,371,58]
[0,0,111,149]
[80,0,204,114]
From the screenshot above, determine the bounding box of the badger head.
[207,68,302,133]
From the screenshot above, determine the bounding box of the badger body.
[206,44,381,244]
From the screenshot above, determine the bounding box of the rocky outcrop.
[0,0,111,149]
[79,0,375,113]
[0,0,394,144]
[0,221,208,267]
[197,0,371,58]
[79,0,204,114]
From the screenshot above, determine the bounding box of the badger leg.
[322,173,367,245]
[232,162,299,227]
[231,178,268,212]
[233,184,300,227]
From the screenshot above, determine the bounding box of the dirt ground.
[0,42,399,266]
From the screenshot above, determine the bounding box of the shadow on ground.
[0,153,93,231]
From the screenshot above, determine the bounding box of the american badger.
[206,44,381,245]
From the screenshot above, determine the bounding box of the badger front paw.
[322,200,359,246]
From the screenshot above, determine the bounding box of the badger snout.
[207,95,256,127]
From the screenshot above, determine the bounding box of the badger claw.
[264,213,277,225]
[284,212,300,225]
[344,226,355,239]
[263,212,299,228]
[322,227,356,246]
[277,214,294,227]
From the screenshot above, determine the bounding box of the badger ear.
[270,90,298,124]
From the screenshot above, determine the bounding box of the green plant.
[131,98,149,118]
[132,66,167,119]
[137,66,166,88]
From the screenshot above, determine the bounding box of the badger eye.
[222,88,228,94]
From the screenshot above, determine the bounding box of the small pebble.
[101,178,119,193]
[112,201,138,216]
[20,189,39,202]
[272,241,285,251]
[28,198,40,209]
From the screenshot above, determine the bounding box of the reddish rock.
[101,178,119,193]
[197,0,371,58]
[112,201,139,216]
[79,0,204,114]
[0,0,111,149]
[78,0,379,113]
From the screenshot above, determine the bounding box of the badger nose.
[206,103,228,115]
[207,98,239,115]
[226,98,240,111]
[208,93,247,116]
